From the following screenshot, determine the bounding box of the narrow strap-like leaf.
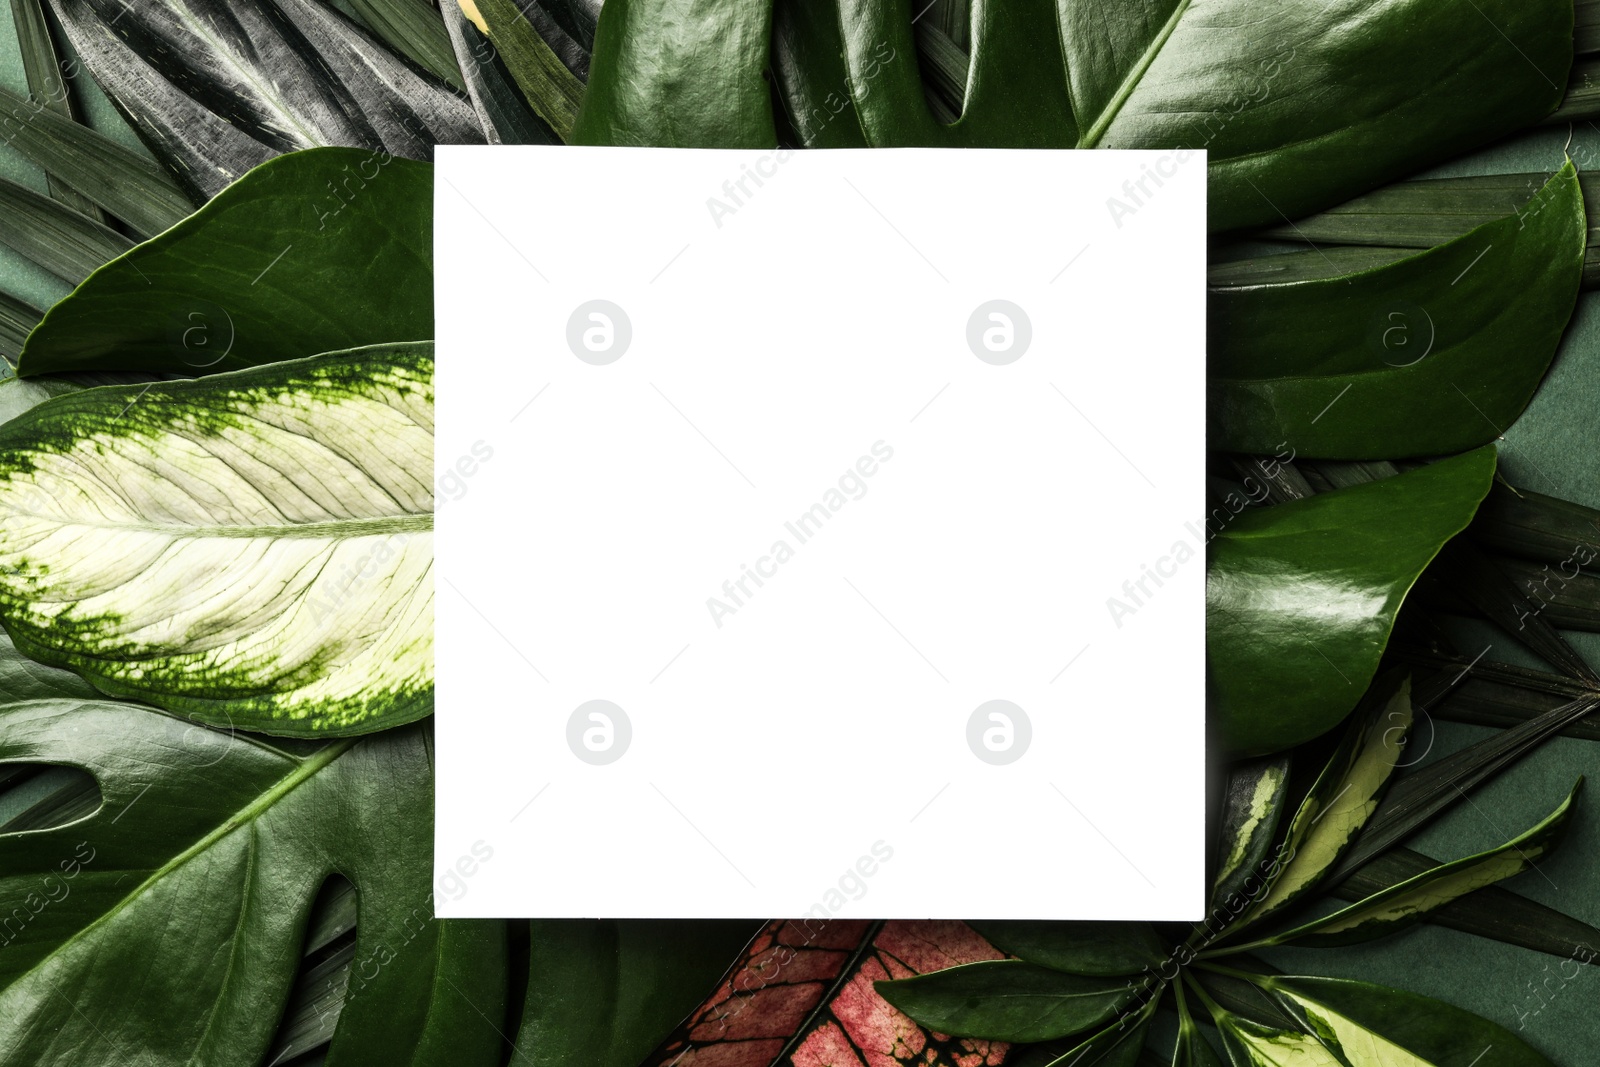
[0,292,44,367]
[0,85,195,237]
[444,0,561,143]
[9,0,105,219]
[472,0,585,141]
[0,173,132,285]
[344,0,466,89]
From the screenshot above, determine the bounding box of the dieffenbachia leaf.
[574,0,777,147]
[513,919,764,1067]
[1209,448,1495,755]
[1223,779,1582,953]
[1211,755,1291,916]
[1221,675,1411,936]
[0,344,433,736]
[20,148,432,377]
[1262,975,1556,1067]
[756,0,1570,230]
[874,959,1131,1042]
[0,700,505,1066]
[1210,164,1585,460]
[47,0,482,200]
[965,921,1167,977]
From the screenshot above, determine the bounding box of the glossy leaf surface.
[1210,165,1585,460]
[1209,449,1496,754]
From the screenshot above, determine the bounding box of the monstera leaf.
[0,698,503,1066]
[0,345,433,735]
[578,0,1572,229]
[47,0,482,199]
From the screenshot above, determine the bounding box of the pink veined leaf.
[646,919,1011,1067]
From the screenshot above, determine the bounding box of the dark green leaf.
[1174,982,1226,1067]
[0,292,44,366]
[0,84,195,238]
[0,173,131,284]
[575,0,775,146]
[20,147,432,376]
[444,0,561,144]
[473,0,586,140]
[0,702,504,1065]
[1264,975,1556,1066]
[9,0,105,218]
[1472,480,1600,569]
[47,0,481,200]
[965,922,1167,977]
[0,346,434,736]
[1207,246,1416,291]
[512,919,763,1067]
[1209,447,1497,754]
[1210,164,1585,460]
[874,960,1131,1042]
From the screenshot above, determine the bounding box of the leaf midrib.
[1075,0,1192,149]
[6,510,431,538]
[2,734,356,999]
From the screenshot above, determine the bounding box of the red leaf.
[647,919,1010,1067]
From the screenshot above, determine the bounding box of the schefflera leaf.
[0,344,433,735]
[1209,447,1495,755]
[0,699,504,1066]
[1210,163,1586,460]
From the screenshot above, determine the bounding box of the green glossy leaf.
[1210,164,1585,460]
[0,85,195,239]
[1032,1003,1155,1067]
[512,919,763,1067]
[575,0,776,146]
[20,147,432,377]
[474,0,586,141]
[1174,983,1226,1067]
[1211,755,1291,916]
[0,701,504,1066]
[1264,975,1555,1067]
[874,959,1131,1042]
[1236,779,1582,952]
[0,345,433,736]
[1214,1013,1344,1067]
[1224,675,1411,937]
[0,173,131,285]
[1209,448,1497,754]
[765,0,1570,230]
[966,921,1167,977]
[47,0,481,201]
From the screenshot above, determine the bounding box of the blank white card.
[434,145,1206,919]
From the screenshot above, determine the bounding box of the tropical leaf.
[1262,975,1556,1067]
[1210,755,1291,916]
[344,0,466,89]
[1220,779,1582,952]
[965,922,1166,977]
[443,0,562,144]
[0,344,433,735]
[574,0,773,146]
[0,85,196,239]
[1209,448,1496,754]
[875,960,1131,1042]
[0,699,504,1066]
[20,147,432,377]
[475,0,586,140]
[754,0,1571,230]
[9,0,105,219]
[1221,674,1410,937]
[655,919,1010,1067]
[1210,163,1585,460]
[512,919,764,1067]
[0,174,132,285]
[0,293,44,367]
[46,0,482,200]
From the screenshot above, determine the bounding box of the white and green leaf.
[0,344,433,735]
